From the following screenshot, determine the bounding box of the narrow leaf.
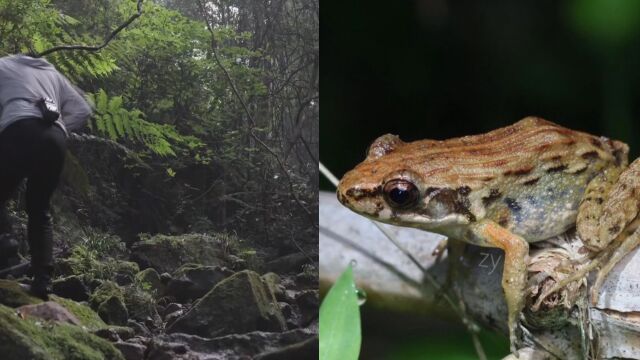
[319,265,361,360]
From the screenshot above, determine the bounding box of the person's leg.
[25,123,66,298]
[0,124,28,235]
[0,124,29,269]
[0,176,22,234]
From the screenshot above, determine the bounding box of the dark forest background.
[322,0,640,189]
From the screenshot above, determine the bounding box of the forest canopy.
[0,0,319,248]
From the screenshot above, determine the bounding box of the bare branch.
[33,0,144,58]
[196,0,317,229]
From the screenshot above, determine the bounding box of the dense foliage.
[0,0,318,253]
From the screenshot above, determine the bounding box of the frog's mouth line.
[338,185,473,231]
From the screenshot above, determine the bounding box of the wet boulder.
[164,264,233,302]
[167,270,286,337]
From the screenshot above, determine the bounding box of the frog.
[336,117,640,354]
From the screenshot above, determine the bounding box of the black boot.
[29,272,52,300]
[27,212,54,300]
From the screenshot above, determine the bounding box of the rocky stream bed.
[0,233,318,359]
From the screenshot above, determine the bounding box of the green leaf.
[319,265,361,360]
[96,89,108,113]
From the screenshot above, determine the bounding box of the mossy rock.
[98,296,128,326]
[262,272,285,300]
[0,303,125,360]
[50,295,107,331]
[112,261,139,278]
[164,263,232,302]
[123,283,160,325]
[0,279,43,308]
[90,281,125,308]
[131,233,229,274]
[90,280,159,325]
[167,270,286,337]
[134,268,163,294]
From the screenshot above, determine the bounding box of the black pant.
[0,118,66,278]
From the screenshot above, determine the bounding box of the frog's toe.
[531,262,596,312]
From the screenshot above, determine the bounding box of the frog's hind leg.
[590,159,640,302]
[590,218,640,304]
[534,159,640,310]
[468,220,529,355]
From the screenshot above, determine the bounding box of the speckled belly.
[486,171,595,242]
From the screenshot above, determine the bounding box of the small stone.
[159,272,172,284]
[94,326,136,342]
[93,328,121,342]
[296,290,319,325]
[17,301,82,326]
[279,302,300,328]
[114,341,146,360]
[127,319,151,337]
[163,302,183,317]
[164,310,184,326]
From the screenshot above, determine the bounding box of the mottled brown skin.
[337,117,640,354]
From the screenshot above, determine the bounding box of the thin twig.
[289,231,317,266]
[196,0,316,229]
[34,0,144,57]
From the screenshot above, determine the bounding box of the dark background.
[321,0,640,358]
[321,0,640,190]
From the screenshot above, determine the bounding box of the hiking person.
[0,54,92,299]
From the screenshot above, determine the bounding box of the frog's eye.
[383,179,420,209]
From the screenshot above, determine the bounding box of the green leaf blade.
[320,265,361,360]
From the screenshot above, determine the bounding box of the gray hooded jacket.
[0,55,92,136]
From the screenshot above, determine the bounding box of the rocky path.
[0,233,318,359]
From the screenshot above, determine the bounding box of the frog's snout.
[336,170,384,217]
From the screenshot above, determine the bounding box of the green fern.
[87,89,204,157]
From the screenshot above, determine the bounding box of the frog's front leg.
[466,220,529,355]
